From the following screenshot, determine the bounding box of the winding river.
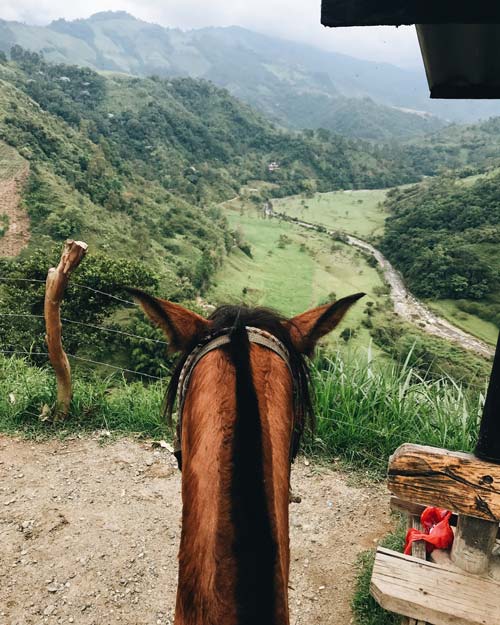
[273,212,494,359]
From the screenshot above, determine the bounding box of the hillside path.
[273,211,494,359]
[0,159,30,258]
[0,436,393,625]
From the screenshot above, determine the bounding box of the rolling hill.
[0,50,444,287]
[381,170,500,337]
[0,11,452,141]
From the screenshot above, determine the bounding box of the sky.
[0,0,423,69]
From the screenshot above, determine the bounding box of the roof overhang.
[320,1,500,28]
[320,1,500,98]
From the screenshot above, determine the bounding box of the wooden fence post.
[44,239,88,420]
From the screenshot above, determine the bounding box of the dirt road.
[0,147,30,258]
[0,436,393,625]
[346,235,494,358]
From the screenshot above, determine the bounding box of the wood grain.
[44,239,88,420]
[371,547,500,625]
[388,444,500,522]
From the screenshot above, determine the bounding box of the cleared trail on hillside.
[273,212,494,359]
[0,436,392,625]
[0,144,30,258]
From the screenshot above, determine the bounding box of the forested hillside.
[381,173,500,329]
[0,49,450,374]
[0,12,451,140]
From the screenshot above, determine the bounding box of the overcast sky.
[0,1,423,69]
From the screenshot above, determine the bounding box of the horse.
[129,289,363,625]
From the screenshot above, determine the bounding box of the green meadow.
[427,300,499,347]
[210,200,389,355]
[272,188,389,239]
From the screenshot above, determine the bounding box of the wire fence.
[0,275,167,381]
[0,313,168,345]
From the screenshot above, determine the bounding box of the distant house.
[268,161,280,172]
[59,76,71,83]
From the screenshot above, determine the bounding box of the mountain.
[0,11,455,141]
[0,50,455,374]
[0,50,438,273]
[381,166,500,330]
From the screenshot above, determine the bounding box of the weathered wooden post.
[475,333,500,463]
[44,239,88,420]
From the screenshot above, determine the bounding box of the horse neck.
[175,347,293,625]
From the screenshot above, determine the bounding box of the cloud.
[0,0,422,68]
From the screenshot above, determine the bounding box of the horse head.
[129,289,363,625]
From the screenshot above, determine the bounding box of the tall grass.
[309,348,484,471]
[0,351,485,472]
[0,355,167,438]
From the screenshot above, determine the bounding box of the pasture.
[272,189,389,239]
[427,299,499,347]
[210,200,388,354]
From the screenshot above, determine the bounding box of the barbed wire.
[0,313,168,345]
[0,350,164,380]
[0,276,137,306]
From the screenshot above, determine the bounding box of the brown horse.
[130,290,363,625]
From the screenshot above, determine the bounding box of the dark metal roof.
[320,3,500,98]
[321,1,500,27]
[418,24,500,99]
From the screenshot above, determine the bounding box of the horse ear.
[126,288,209,352]
[286,293,365,355]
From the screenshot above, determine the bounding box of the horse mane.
[165,305,314,624]
[163,304,315,454]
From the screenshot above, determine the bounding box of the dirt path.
[0,436,393,625]
[345,235,494,358]
[0,147,30,258]
[272,211,493,359]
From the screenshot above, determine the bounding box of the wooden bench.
[370,444,500,625]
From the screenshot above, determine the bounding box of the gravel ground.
[0,435,393,625]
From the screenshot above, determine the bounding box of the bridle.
[173,326,297,469]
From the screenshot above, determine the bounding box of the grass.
[352,517,406,625]
[0,140,26,181]
[272,188,389,239]
[309,350,482,472]
[0,354,168,439]
[211,201,390,356]
[428,299,499,347]
[1,349,483,473]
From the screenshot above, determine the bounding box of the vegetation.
[352,520,406,625]
[382,174,500,329]
[1,350,483,472]
[273,188,389,240]
[0,12,451,141]
[311,352,483,472]
[0,354,167,437]
[209,198,388,356]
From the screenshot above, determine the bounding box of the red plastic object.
[404,507,454,556]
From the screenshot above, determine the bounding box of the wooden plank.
[407,516,427,625]
[371,547,500,625]
[388,444,500,522]
[408,514,426,563]
[451,515,498,574]
[391,497,426,518]
[391,497,500,538]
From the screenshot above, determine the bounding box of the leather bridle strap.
[177,326,292,420]
[172,326,296,471]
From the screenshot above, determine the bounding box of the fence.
[0,240,174,421]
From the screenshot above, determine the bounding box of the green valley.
[381,172,500,340]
